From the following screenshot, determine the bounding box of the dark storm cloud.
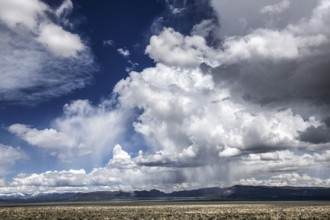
[212,48,330,107]
[207,0,330,116]
[239,144,288,155]
[299,120,330,144]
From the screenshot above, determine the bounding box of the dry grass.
[0,202,330,219]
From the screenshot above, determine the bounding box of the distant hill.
[224,185,330,201]
[1,185,330,204]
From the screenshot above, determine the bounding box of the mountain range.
[1,185,330,204]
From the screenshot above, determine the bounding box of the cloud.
[145,28,219,67]
[8,60,317,186]
[146,9,328,68]
[55,0,73,21]
[1,145,330,196]
[165,0,185,15]
[9,29,326,189]
[0,144,26,176]
[299,124,330,144]
[260,0,291,15]
[219,29,326,62]
[206,0,330,109]
[6,0,330,191]
[191,19,217,38]
[211,0,319,37]
[239,150,323,173]
[103,39,114,47]
[0,145,197,195]
[125,60,139,73]
[0,0,85,58]
[37,23,85,57]
[104,0,330,188]
[219,147,240,158]
[0,0,95,104]
[238,173,330,187]
[8,124,76,148]
[152,0,217,36]
[0,0,48,30]
[115,64,318,157]
[117,48,130,57]
[9,99,130,164]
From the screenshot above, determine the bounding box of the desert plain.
[0,202,330,219]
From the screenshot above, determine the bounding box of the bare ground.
[0,202,330,219]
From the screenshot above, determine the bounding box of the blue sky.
[1,0,330,195]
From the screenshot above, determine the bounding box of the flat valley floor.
[0,202,330,219]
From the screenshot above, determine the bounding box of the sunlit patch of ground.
[1,202,330,219]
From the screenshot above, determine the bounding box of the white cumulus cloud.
[8,124,76,149]
[37,23,85,57]
[145,28,219,67]
[0,0,48,30]
[1,145,330,196]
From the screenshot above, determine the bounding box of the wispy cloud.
[0,144,27,176]
[103,39,114,47]
[9,99,130,164]
[260,0,291,15]
[55,0,73,25]
[0,0,96,105]
[117,48,130,57]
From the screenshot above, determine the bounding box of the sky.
[0,0,330,196]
